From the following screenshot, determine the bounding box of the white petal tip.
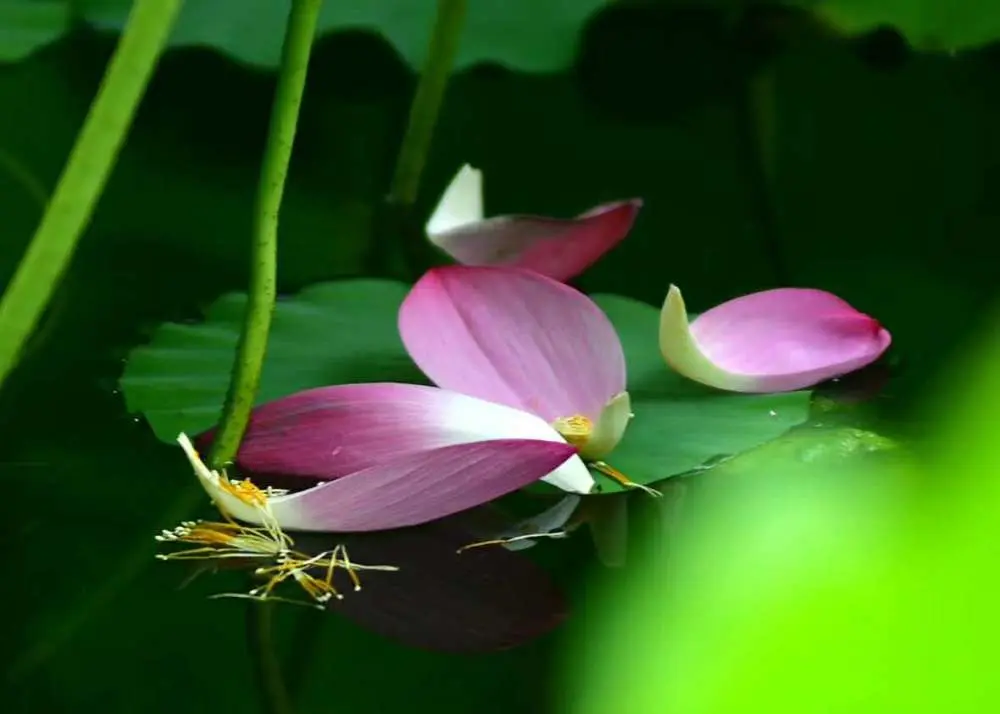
[426,163,484,239]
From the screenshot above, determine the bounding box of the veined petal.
[399,266,626,422]
[659,285,892,393]
[269,440,579,532]
[426,164,484,236]
[203,383,595,494]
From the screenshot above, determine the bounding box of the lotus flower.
[399,265,647,494]
[659,285,892,393]
[185,383,581,532]
[426,164,642,282]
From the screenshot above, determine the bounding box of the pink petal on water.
[399,266,626,421]
[268,439,579,531]
[200,382,595,494]
[659,285,892,393]
[426,163,640,282]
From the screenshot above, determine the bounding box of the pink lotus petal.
[268,439,578,531]
[399,266,626,421]
[426,163,640,282]
[200,382,595,494]
[659,285,892,393]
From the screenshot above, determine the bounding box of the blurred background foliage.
[2,1,1000,713]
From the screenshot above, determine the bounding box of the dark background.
[2,3,999,713]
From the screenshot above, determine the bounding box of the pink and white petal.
[659,285,892,393]
[267,439,580,532]
[429,201,641,283]
[426,164,483,237]
[204,382,594,493]
[399,266,626,421]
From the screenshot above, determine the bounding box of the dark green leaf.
[803,0,1000,52]
[119,280,425,442]
[0,0,68,63]
[78,0,609,73]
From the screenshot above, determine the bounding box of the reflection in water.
[164,514,569,653]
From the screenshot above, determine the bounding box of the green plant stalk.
[387,0,467,208]
[0,0,182,392]
[209,0,324,470]
[247,602,295,714]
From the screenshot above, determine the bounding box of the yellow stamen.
[552,414,594,448]
[250,546,398,603]
[155,520,288,559]
[166,432,399,606]
[157,519,398,605]
[591,460,662,497]
[219,476,287,508]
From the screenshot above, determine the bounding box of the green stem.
[368,0,466,279]
[0,0,182,392]
[387,0,468,208]
[208,0,324,469]
[247,602,295,714]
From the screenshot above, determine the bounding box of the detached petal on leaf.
[204,382,595,494]
[659,285,892,393]
[271,439,580,532]
[427,164,641,282]
[399,266,626,422]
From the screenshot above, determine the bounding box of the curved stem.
[209,0,324,469]
[369,0,466,279]
[247,602,295,714]
[387,0,468,208]
[0,0,182,392]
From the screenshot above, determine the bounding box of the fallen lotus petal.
[201,382,595,495]
[426,163,641,282]
[400,266,635,490]
[181,404,581,533]
[659,285,892,393]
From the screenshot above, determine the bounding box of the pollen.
[219,476,288,509]
[552,414,593,448]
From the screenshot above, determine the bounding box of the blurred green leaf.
[589,293,812,491]
[77,0,609,72]
[567,320,1000,713]
[0,0,68,63]
[803,0,1000,52]
[119,280,426,442]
